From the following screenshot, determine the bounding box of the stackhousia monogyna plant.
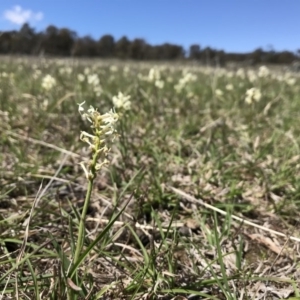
[74,101,119,264]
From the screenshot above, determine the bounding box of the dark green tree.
[115,36,130,59]
[129,38,146,60]
[11,23,36,54]
[98,34,115,57]
[189,44,201,60]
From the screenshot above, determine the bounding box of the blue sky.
[0,0,299,53]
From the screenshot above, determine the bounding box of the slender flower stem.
[74,139,100,264]
[73,176,94,263]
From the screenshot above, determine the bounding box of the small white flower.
[123,66,130,74]
[95,158,110,170]
[100,109,119,135]
[215,89,223,97]
[93,85,102,97]
[78,101,86,113]
[181,72,197,83]
[173,71,197,93]
[258,66,270,78]
[110,65,118,72]
[41,74,56,91]
[286,77,296,86]
[87,74,100,86]
[284,73,296,86]
[148,68,161,82]
[245,87,261,104]
[225,84,234,91]
[236,68,245,79]
[226,71,234,78]
[112,92,131,110]
[80,131,96,140]
[101,109,118,125]
[247,70,257,83]
[78,102,95,123]
[155,80,164,89]
[65,67,72,75]
[79,161,90,179]
[32,69,42,79]
[42,99,49,109]
[87,106,96,115]
[77,74,85,82]
[174,83,184,93]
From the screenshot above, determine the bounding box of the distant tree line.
[0,23,299,65]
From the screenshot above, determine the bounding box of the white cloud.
[3,5,43,25]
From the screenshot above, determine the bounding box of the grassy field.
[1,57,300,299]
